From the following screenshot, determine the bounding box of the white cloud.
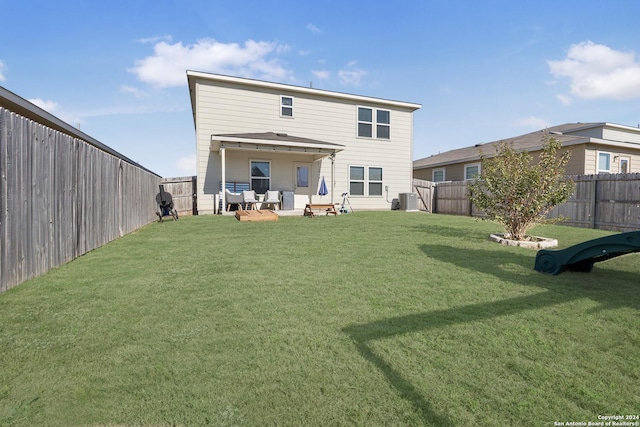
[307,23,322,34]
[275,44,291,55]
[130,38,293,88]
[312,70,330,80]
[516,116,550,129]
[556,94,572,106]
[0,60,6,81]
[548,41,640,100]
[28,98,59,113]
[338,64,367,86]
[137,34,173,44]
[176,155,196,175]
[120,85,149,98]
[27,98,82,125]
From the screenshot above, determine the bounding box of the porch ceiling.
[211,132,345,160]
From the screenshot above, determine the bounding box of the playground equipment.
[534,230,640,275]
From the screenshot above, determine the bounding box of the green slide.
[534,231,640,275]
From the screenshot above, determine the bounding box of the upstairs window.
[357,108,373,138]
[376,110,390,139]
[281,96,293,117]
[357,107,390,139]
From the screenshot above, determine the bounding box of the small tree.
[468,135,574,241]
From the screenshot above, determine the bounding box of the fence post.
[590,177,597,229]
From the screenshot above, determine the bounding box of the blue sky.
[1,0,639,177]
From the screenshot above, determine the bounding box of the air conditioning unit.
[398,193,418,211]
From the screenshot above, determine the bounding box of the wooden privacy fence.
[413,174,640,231]
[412,179,435,212]
[1,108,160,292]
[160,176,197,216]
[548,173,640,231]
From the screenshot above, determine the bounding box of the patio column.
[330,151,335,205]
[220,146,226,214]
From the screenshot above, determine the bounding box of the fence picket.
[0,107,160,292]
[414,173,640,232]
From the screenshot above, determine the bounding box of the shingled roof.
[212,131,344,148]
[414,123,602,170]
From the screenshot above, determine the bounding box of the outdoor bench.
[304,203,338,217]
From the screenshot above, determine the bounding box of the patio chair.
[225,189,244,211]
[262,190,281,210]
[242,190,259,210]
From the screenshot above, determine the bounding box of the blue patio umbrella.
[319,176,328,197]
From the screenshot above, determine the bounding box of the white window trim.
[250,159,271,193]
[357,106,390,140]
[280,95,294,118]
[597,151,611,173]
[349,165,366,197]
[464,163,481,181]
[349,165,384,197]
[432,168,445,182]
[376,109,391,140]
[368,166,384,197]
[357,106,373,139]
[619,156,630,173]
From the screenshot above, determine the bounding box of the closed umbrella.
[319,176,328,197]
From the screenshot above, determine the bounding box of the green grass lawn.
[1,212,638,426]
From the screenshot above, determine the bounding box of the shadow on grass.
[420,243,640,311]
[406,223,494,242]
[343,243,639,425]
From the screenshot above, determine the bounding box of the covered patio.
[210,132,345,214]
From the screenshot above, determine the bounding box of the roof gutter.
[187,70,422,110]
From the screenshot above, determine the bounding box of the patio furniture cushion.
[242,190,259,210]
[262,190,281,210]
[225,189,244,211]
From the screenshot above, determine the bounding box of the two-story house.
[187,71,421,214]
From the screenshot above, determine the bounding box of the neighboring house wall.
[567,124,640,144]
[190,73,420,213]
[413,143,640,181]
[584,144,640,174]
[603,127,640,144]
[415,146,583,181]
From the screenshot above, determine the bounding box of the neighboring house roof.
[0,85,159,176]
[414,122,640,170]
